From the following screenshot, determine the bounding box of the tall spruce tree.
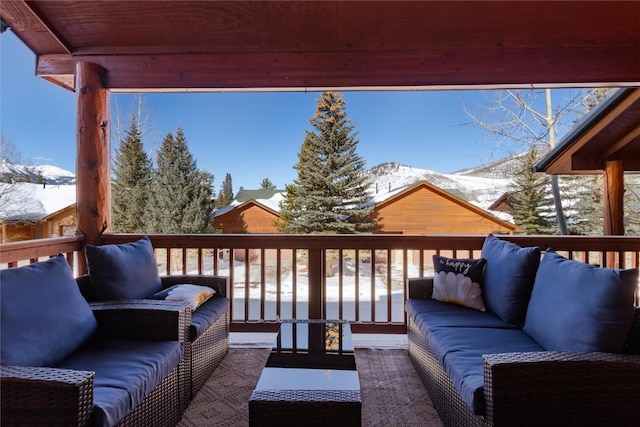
[278,92,375,234]
[112,114,152,232]
[146,127,213,233]
[509,148,554,234]
[215,173,234,208]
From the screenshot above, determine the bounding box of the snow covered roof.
[213,192,284,218]
[0,182,76,221]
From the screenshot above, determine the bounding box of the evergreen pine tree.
[260,178,276,190]
[146,127,213,233]
[215,173,234,208]
[112,114,152,232]
[509,148,554,234]
[278,92,375,233]
[562,174,603,235]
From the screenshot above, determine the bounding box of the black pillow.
[432,255,486,311]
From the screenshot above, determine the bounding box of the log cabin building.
[213,181,519,235]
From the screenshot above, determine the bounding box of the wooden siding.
[43,205,77,238]
[0,205,76,243]
[373,182,518,235]
[213,201,279,234]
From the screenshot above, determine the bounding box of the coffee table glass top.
[254,319,360,391]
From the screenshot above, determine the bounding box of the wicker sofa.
[406,235,640,427]
[1,255,189,427]
[76,236,230,401]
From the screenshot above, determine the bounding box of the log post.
[603,159,624,268]
[603,159,624,236]
[76,62,110,275]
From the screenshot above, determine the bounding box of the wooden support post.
[76,62,110,275]
[308,249,324,319]
[603,159,624,236]
[603,159,624,269]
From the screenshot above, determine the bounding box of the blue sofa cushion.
[0,255,97,367]
[432,255,486,311]
[86,236,162,300]
[406,299,518,338]
[190,296,230,341]
[524,250,638,353]
[481,234,540,325]
[428,326,544,414]
[57,339,183,427]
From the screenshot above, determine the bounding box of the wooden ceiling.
[2,1,640,92]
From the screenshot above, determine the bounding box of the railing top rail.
[0,235,84,264]
[99,233,640,252]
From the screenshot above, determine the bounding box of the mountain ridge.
[1,154,523,213]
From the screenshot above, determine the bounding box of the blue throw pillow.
[85,236,162,300]
[481,234,540,324]
[0,255,98,367]
[523,250,638,352]
[432,255,486,311]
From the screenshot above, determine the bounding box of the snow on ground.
[168,255,431,324]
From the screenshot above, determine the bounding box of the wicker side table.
[249,319,361,426]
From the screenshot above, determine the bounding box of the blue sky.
[1,30,582,191]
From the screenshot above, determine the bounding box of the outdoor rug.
[178,347,443,427]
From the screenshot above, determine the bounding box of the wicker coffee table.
[249,319,361,426]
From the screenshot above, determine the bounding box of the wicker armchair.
[77,274,230,400]
[1,300,189,427]
[407,277,640,427]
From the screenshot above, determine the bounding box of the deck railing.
[2,233,639,333]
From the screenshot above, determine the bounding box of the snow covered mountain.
[0,161,77,221]
[1,158,517,217]
[0,161,76,185]
[368,162,512,212]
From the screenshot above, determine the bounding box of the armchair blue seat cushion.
[481,234,540,325]
[524,250,638,353]
[85,236,162,300]
[0,255,98,367]
[57,339,183,427]
[189,296,230,341]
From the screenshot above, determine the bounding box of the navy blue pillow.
[481,234,540,324]
[0,255,98,366]
[524,250,638,352]
[85,236,162,300]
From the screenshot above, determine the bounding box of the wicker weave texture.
[484,351,640,427]
[249,390,361,427]
[190,310,230,398]
[118,366,183,427]
[1,366,95,426]
[408,318,487,427]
